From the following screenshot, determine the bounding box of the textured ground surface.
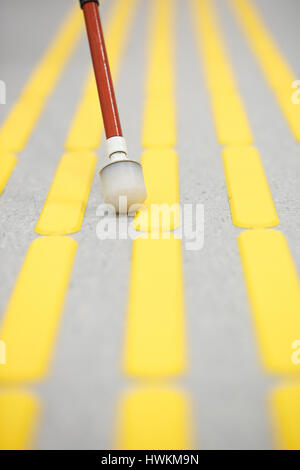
[0,0,299,450]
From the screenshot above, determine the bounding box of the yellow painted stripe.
[190,0,253,145]
[0,237,77,382]
[65,0,139,150]
[0,152,17,195]
[0,392,40,450]
[142,0,176,148]
[238,229,300,374]
[0,6,83,152]
[124,237,186,377]
[35,152,97,235]
[222,146,279,228]
[271,384,300,450]
[116,387,192,450]
[134,149,180,232]
[230,0,300,141]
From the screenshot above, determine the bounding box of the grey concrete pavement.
[0,0,299,449]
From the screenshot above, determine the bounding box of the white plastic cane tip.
[99,160,147,214]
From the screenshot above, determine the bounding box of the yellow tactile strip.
[191,0,300,449]
[0,0,139,449]
[0,152,17,196]
[36,0,139,235]
[120,0,190,449]
[191,0,253,145]
[0,392,40,450]
[230,0,300,141]
[271,384,300,450]
[0,6,83,154]
[222,147,279,228]
[225,0,300,448]
[135,0,179,233]
[0,4,89,449]
[190,0,278,229]
[142,0,176,148]
[64,74,101,151]
[0,237,77,382]
[124,237,186,377]
[35,151,97,235]
[134,149,180,232]
[142,96,176,148]
[116,387,192,450]
[238,229,300,374]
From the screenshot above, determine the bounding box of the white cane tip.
[99,160,147,214]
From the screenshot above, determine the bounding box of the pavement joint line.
[35,0,140,236]
[0,6,84,194]
[119,0,192,451]
[229,0,300,141]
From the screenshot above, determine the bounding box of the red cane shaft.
[82,2,123,138]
